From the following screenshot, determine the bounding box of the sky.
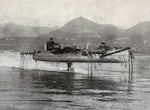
[0,0,150,28]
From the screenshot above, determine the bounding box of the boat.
[20,40,134,81]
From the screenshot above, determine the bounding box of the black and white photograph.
[0,0,150,110]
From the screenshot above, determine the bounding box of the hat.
[101,41,105,45]
[50,38,53,40]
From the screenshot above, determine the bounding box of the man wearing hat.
[97,41,108,56]
[46,38,59,51]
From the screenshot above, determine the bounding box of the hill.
[0,23,58,37]
[123,21,150,53]
[42,17,123,45]
[126,21,150,40]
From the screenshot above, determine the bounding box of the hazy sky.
[0,0,150,28]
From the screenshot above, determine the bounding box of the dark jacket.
[47,40,58,50]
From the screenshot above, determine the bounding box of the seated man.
[97,42,106,50]
[97,41,109,56]
[46,38,59,51]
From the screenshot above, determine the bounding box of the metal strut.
[128,50,134,82]
[67,62,72,72]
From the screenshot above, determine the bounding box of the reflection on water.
[0,52,150,110]
[0,67,133,110]
[20,70,120,94]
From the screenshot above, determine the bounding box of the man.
[46,38,59,51]
[97,41,106,50]
[97,41,108,56]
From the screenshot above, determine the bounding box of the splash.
[0,51,89,73]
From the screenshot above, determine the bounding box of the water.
[0,51,150,110]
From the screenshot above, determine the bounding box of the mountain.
[121,21,150,53]
[122,21,150,46]
[0,23,58,37]
[60,17,122,34]
[60,17,104,33]
[44,17,123,44]
[126,21,150,40]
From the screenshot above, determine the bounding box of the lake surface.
[0,51,150,110]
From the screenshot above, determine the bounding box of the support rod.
[67,62,72,72]
[131,55,134,81]
[87,63,90,76]
[128,51,134,82]
[128,55,131,82]
[90,63,93,77]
